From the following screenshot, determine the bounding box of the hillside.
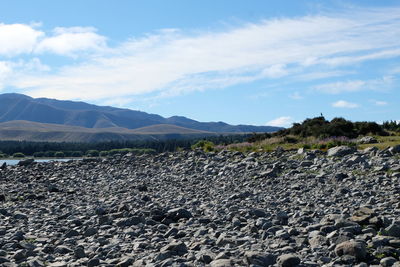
[0,120,217,142]
[0,93,281,133]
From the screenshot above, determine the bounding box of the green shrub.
[33,152,45,158]
[86,150,100,157]
[44,151,56,157]
[54,151,65,158]
[191,140,215,152]
[71,151,83,157]
[12,152,25,158]
[0,153,7,158]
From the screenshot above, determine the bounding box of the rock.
[48,262,68,267]
[166,208,192,221]
[160,241,188,256]
[13,249,26,261]
[87,258,100,266]
[380,257,397,267]
[244,251,275,266]
[74,247,86,259]
[389,145,400,154]
[18,158,34,166]
[65,229,80,238]
[210,259,233,267]
[84,227,98,237]
[385,222,400,238]
[357,136,378,144]
[350,207,375,224]
[277,254,301,267]
[14,212,28,220]
[327,146,356,157]
[54,245,73,255]
[335,241,367,261]
[116,257,134,267]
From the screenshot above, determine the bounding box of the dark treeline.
[0,134,249,156]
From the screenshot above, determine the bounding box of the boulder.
[327,146,356,157]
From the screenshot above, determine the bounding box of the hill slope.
[0,120,216,142]
[0,93,281,133]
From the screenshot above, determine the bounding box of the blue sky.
[0,0,399,127]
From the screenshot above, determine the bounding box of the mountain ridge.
[0,93,282,134]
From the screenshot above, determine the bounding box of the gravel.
[0,146,399,266]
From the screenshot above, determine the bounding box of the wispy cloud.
[289,92,304,100]
[0,6,399,102]
[332,100,359,108]
[373,100,388,106]
[267,116,293,127]
[314,76,394,94]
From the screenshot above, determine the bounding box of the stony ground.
[0,145,400,267]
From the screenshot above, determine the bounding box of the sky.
[0,0,399,127]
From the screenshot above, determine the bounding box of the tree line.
[248,116,394,143]
[0,134,249,158]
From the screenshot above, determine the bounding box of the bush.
[99,151,109,157]
[71,151,83,157]
[86,150,100,157]
[12,152,25,158]
[33,152,45,158]
[44,151,56,157]
[0,153,7,158]
[191,140,215,152]
[54,151,65,158]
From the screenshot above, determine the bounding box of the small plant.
[12,152,25,158]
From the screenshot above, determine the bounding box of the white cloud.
[35,27,107,56]
[267,116,293,127]
[0,23,43,56]
[374,100,388,106]
[332,100,359,108]
[2,6,400,102]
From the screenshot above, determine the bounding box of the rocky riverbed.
[0,145,400,267]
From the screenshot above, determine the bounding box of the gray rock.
[357,136,378,144]
[380,257,397,267]
[210,259,233,267]
[245,251,275,266]
[160,241,188,256]
[385,222,400,237]
[327,146,356,157]
[277,254,301,267]
[335,241,367,260]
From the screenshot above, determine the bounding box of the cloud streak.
[332,100,359,108]
[266,116,293,127]
[1,6,400,102]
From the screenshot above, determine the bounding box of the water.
[0,158,80,166]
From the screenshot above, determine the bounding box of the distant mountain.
[0,93,282,133]
[0,120,217,142]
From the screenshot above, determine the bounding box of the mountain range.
[0,93,282,142]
